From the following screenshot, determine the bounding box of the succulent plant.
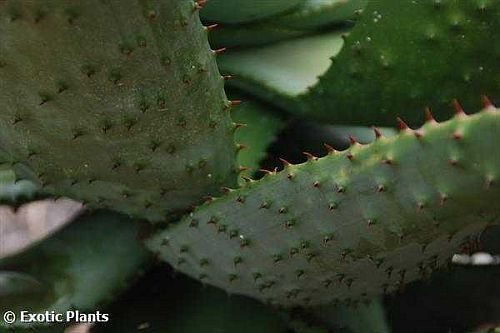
[0,0,499,331]
[0,0,236,222]
[149,105,500,306]
[200,0,304,24]
[208,0,367,48]
[219,0,499,125]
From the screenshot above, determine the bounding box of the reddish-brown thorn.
[396,117,409,131]
[377,184,385,192]
[279,158,291,167]
[222,75,233,80]
[414,130,423,139]
[451,99,466,116]
[382,159,393,165]
[204,23,218,32]
[287,173,294,180]
[236,143,247,151]
[213,47,227,55]
[346,152,354,161]
[260,168,276,175]
[481,95,493,108]
[238,166,249,172]
[229,100,242,107]
[303,152,317,160]
[204,196,215,203]
[348,135,358,145]
[233,123,247,130]
[221,187,232,194]
[372,126,382,139]
[313,181,320,188]
[324,143,335,154]
[424,107,436,123]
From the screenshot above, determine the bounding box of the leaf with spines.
[0,0,236,222]
[231,92,286,184]
[260,121,396,173]
[219,30,346,102]
[220,0,500,126]
[201,0,305,24]
[274,0,367,31]
[149,103,500,306]
[208,0,366,48]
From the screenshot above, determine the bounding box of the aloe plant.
[0,0,499,331]
[0,0,237,222]
[148,105,500,306]
[219,0,499,125]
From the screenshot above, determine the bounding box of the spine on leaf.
[0,0,236,221]
[149,102,500,306]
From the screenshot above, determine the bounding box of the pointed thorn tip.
[451,99,466,115]
[424,107,435,123]
[213,47,227,55]
[221,186,232,193]
[481,95,493,108]
[238,166,249,172]
[279,158,291,167]
[396,117,409,130]
[303,152,317,161]
[372,126,382,139]
[233,122,247,130]
[259,168,276,175]
[324,143,335,154]
[204,23,219,32]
